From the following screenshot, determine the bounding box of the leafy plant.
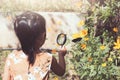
[71,0,120,80]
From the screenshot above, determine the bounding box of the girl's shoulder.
[37,51,52,57]
[36,52,53,63]
[6,50,26,67]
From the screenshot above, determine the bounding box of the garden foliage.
[71,0,120,80]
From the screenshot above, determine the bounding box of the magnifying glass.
[40,33,67,53]
[56,33,67,47]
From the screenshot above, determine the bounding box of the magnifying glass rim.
[56,33,67,46]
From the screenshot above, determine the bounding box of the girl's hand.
[59,46,67,57]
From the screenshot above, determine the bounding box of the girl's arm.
[51,47,67,76]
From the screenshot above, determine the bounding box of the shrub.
[71,0,120,80]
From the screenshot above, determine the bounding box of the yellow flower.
[101,63,106,67]
[54,76,59,80]
[72,29,88,39]
[113,36,120,49]
[81,44,86,50]
[77,20,85,27]
[108,58,113,62]
[84,37,89,41]
[100,45,105,50]
[79,29,88,37]
[72,33,81,39]
[113,27,118,32]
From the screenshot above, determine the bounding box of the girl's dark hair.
[14,11,46,65]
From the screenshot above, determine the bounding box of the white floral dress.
[3,50,52,80]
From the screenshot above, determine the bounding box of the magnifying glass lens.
[57,33,66,46]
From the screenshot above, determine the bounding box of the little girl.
[3,11,66,80]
